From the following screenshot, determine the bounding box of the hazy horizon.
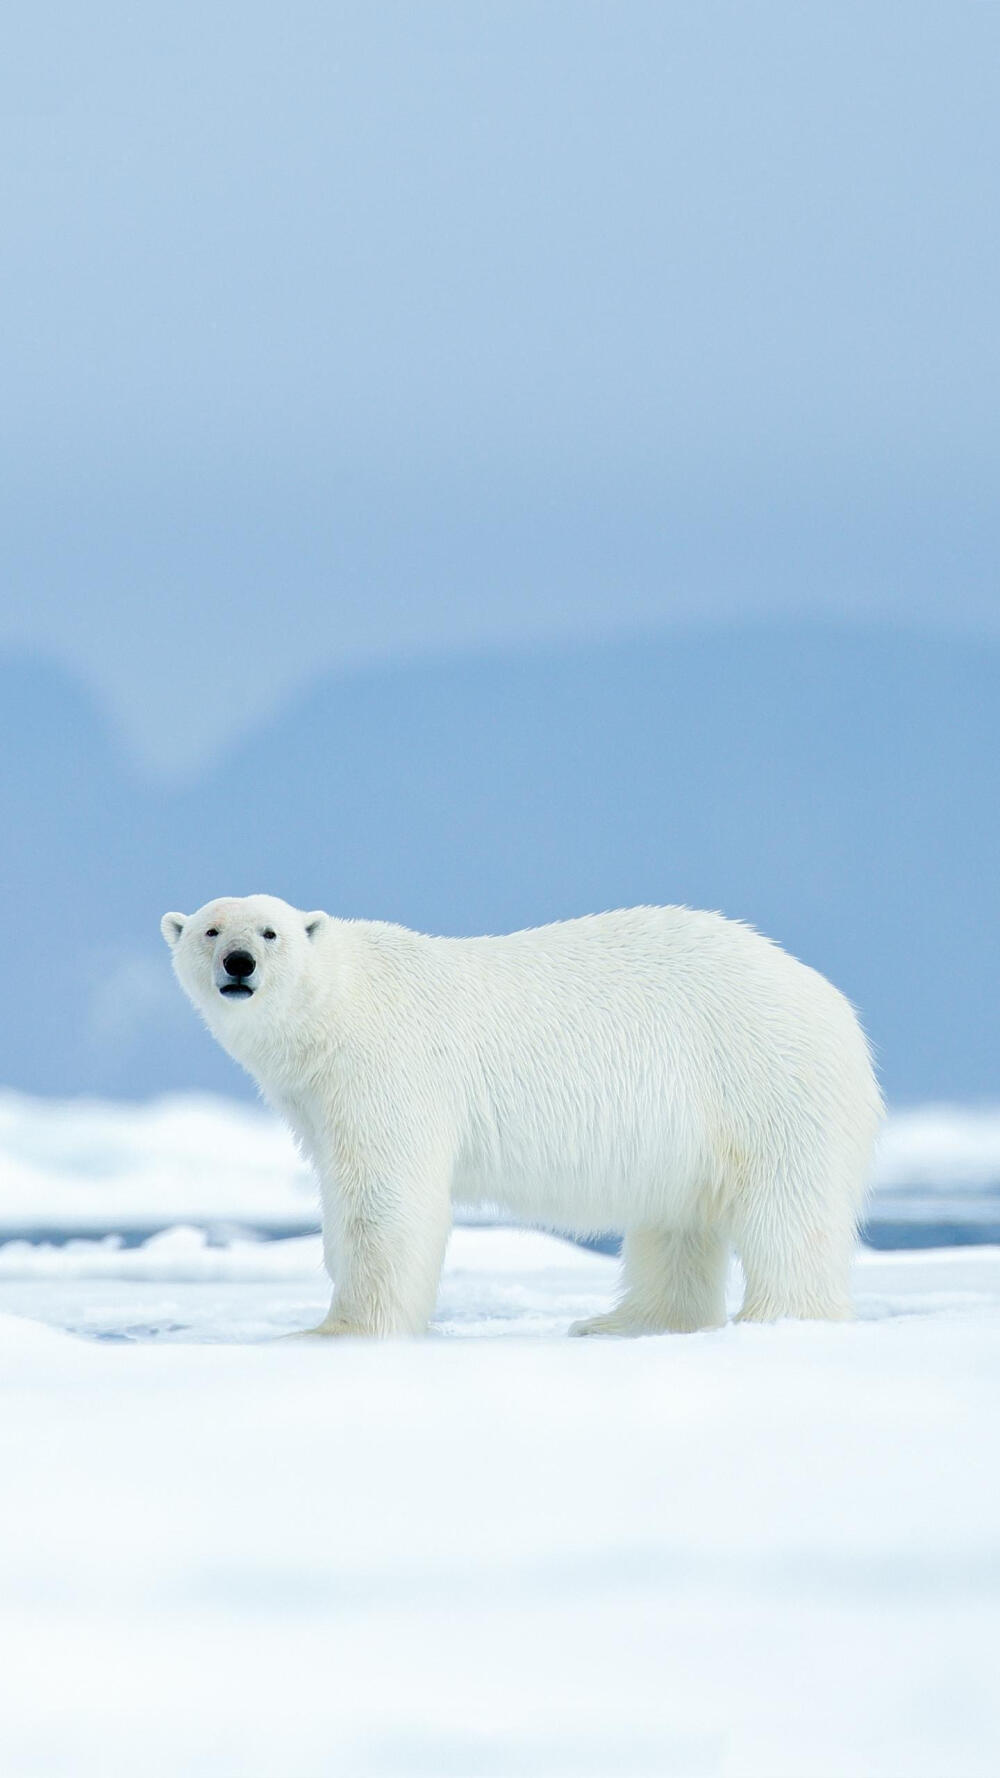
[3,4,998,769]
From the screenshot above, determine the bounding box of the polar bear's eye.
[205,928,219,938]
[262,928,277,941]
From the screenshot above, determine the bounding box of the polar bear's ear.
[304,912,327,940]
[161,912,187,948]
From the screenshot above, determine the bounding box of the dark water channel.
[2,1217,999,1253]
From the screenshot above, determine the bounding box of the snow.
[1,1227,999,1778]
[2,1093,999,1773]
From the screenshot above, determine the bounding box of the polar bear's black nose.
[223,950,256,979]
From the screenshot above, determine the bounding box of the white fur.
[161,896,883,1338]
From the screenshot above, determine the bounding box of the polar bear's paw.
[569,1310,645,1338]
[278,1316,370,1339]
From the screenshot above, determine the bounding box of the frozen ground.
[2,1096,999,1774]
[1,1227,999,1778]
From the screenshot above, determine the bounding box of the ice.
[2,1088,1000,1241]
[876,1104,1000,1188]
[1,1227,999,1776]
[871,1103,1000,1228]
[2,1095,999,1773]
[0,1088,315,1236]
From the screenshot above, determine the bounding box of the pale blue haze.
[0,5,997,1100]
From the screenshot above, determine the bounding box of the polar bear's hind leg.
[734,1162,858,1324]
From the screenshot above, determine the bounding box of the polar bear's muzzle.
[219,949,257,999]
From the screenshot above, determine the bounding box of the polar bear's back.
[347,906,881,1230]
[432,904,865,1072]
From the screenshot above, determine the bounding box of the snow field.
[1,1229,998,1777]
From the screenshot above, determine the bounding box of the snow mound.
[0,1089,315,1234]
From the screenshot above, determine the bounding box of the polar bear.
[161,895,882,1338]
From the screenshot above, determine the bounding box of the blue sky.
[2,3,998,773]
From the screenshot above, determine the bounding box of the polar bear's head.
[161,895,328,1039]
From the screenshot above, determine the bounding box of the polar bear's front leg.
[306,1170,452,1338]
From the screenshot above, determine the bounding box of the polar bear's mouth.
[219,983,255,999]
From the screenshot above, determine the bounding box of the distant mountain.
[1,625,997,1102]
